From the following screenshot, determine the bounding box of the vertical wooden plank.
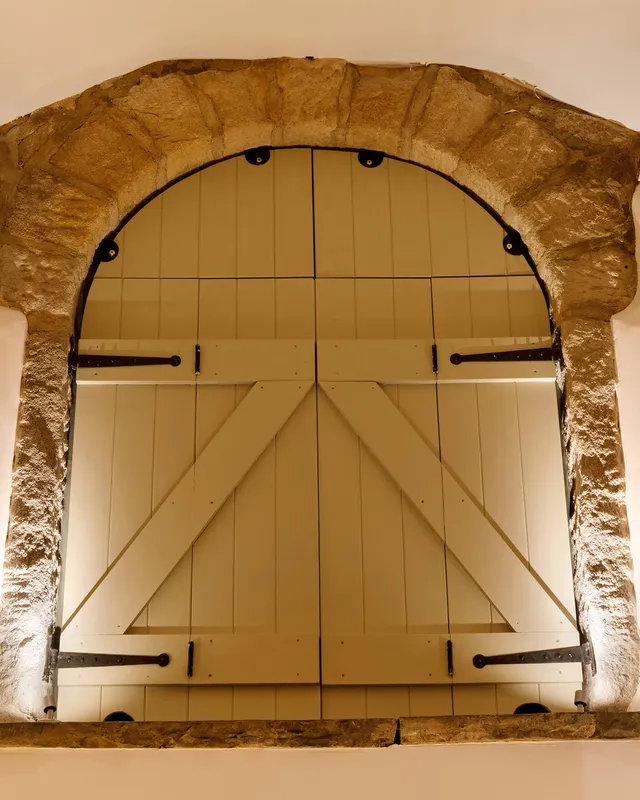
[317,278,365,717]
[237,156,275,277]
[188,687,234,720]
[517,383,574,615]
[276,686,321,720]
[432,278,472,338]
[506,251,532,277]
[321,688,367,720]
[145,277,196,640]
[273,278,319,719]
[56,687,102,722]
[120,279,160,339]
[160,173,200,278]
[159,279,199,339]
[496,684,539,715]
[108,386,155,565]
[539,683,582,712]
[146,385,195,633]
[145,686,189,721]
[275,279,316,339]
[453,685,497,714]
[315,279,356,339]
[507,276,550,336]
[477,384,529,560]
[366,688,410,718]
[389,160,431,277]
[427,173,469,277]
[437,384,492,633]
[313,150,355,277]
[392,279,433,340]
[122,196,162,278]
[189,279,237,721]
[233,687,276,720]
[81,279,122,338]
[101,687,146,721]
[233,278,277,715]
[274,149,314,277]
[469,277,511,337]
[409,686,453,716]
[352,155,393,277]
[62,386,117,624]
[199,159,238,278]
[464,196,506,277]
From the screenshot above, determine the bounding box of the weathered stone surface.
[0,242,85,323]
[0,329,72,722]
[453,112,569,215]
[0,57,639,722]
[276,59,351,147]
[345,65,426,155]
[411,66,499,176]
[511,167,635,261]
[195,62,281,156]
[538,244,637,323]
[0,719,397,748]
[113,74,221,182]
[559,318,640,709]
[401,714,597,745]
[4,169,117,256]
[50,112,160,217]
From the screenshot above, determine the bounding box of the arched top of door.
[0,58,637,331]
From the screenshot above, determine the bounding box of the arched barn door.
[57,149,580,722]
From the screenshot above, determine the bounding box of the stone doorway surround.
[0,58,639,722]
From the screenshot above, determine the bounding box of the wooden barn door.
[58,148,579,722]
[313,151,580,717]
[59,151,321,721]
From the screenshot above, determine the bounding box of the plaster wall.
[1,741,640,800]
[3,0,640,130]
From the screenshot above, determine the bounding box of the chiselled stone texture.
[3,714,640,748]
[0,58,639,720]
[0,719,397,749]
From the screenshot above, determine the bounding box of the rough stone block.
[195,62,280,156]
[411,66,499,176]
[114,74,221,182]
[4,169,117,256]
[276,59,349,147]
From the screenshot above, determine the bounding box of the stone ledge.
[0,719,397,749]
[2,714,640,748]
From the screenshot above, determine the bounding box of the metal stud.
[96,238,119,263]
[245,147,271,166]
[502,230,526,256]
[357,150,384,168]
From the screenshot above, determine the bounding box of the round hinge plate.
[245,147,271,166]
[357,150,384,168]
[96,238,119,263]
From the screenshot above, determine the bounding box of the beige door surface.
[58,149,578,722]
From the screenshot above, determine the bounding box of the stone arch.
[0,58,639,719]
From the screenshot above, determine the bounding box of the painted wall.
[1,741,640,800]
[2,0,640,129]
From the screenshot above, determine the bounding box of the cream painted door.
[59,151,321,722]
[313,151,579,717]
[58,148,578,723]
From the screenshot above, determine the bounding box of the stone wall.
[0,58,639,719]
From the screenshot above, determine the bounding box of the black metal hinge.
[47,627,170,672]
[245,147,271,166]
[187,640,195,678]
[432,343,439,374]
[77,353,182,369]
[473,643,593,672]
[449,347,552,366]
[194,344,201,376]
[358,150,384,168]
